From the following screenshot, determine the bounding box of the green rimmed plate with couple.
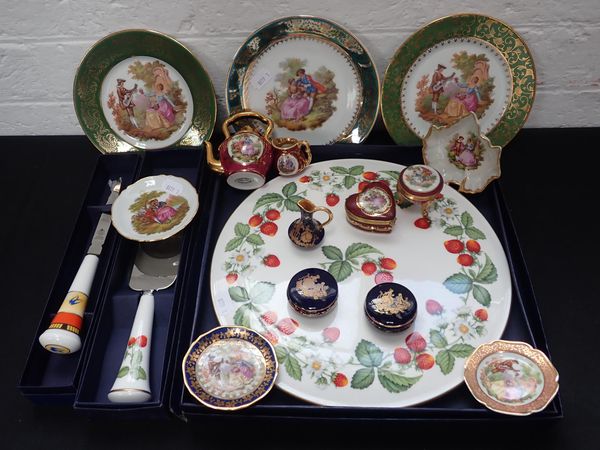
[74,29,216,153]
[227,16,379,145]
[382,14,536,147]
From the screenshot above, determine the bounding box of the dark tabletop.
[1,129,598,450]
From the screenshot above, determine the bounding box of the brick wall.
[0,0,598,135]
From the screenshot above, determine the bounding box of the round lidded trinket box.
[287,268,338,317]
[396,164,443,220]
[364,282,417,332]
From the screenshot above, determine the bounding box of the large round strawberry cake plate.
[210,159,511,407]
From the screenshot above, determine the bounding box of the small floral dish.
[364,282,417,332]
[423,113,502,194]
[182,326,278,411]
[111,175,198,242]
[464,340,559,416]
[287,268,338,317]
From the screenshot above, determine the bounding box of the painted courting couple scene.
[265,58,338,131]
[415,51,495,127]
[107,60,188,141]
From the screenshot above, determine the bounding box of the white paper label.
[252,71,272,90]
[162,180,183,196]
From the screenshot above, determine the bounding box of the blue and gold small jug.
[288,199,333,248]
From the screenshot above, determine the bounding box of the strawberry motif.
[261,331,279,345]
[260,221,278,236]
[466,240,481,253]
[276,318,299,335]
[457,254,474,266]
[322,327,340,343]
[474,308,488,321]
[393,347,412,364]
[299,176,311,183]
[444,239,464,254]
[326,193,340,206]
[263,254,280,267]
[137,335,148,348]
[265,209,281,221]
[406,332,427,352]
[361,261,377,275]
[374,271,394,284]
[416,353,435,370]
[127,337,136,347]
[362,171,378,180]
[332,372,348,387]
[260,311,278,325]
[225,273,238,285]
[425,299,444,315]
[414,217,431,229]
[358,181,370,192]
[380,257,397,270]
[248,214,262,227]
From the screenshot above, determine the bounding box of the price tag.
[252,71,272,90]
[162,180,183,196]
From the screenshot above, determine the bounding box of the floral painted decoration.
[211,159,511,407]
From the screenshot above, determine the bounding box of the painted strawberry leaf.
[282,182,297,197]
[436,349,455,375]
[475,254,498,284]
[381,170,400,180]
[249,281,275,304]
[117,366,129,378]
[465,226,486,240]
[234,223,250,237]
[233,304,256,328]
[355,339,383,367]
[330,166,349,175]
[473,284,492,307]
[444,273,473,294]
[349,165,365,176]
[449,343,475,358]
[274,345,288,362]
[136,367,147,380]
[345,243,382,260]
[229,286,250,302]
[444,225,464,237]
[225,236,244,251]
[351,367,375,389]
[253,193,284,212]
[328,260,353,282]
[285,195,304,211]
[284,354,302,381]
[430,329,448,348]
[344,175,357,189]
[322,245,344,261]
[461,211,473,228]
[377,369,421,393]
[246,233,264,246]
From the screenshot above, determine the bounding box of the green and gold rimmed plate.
[464,340,559,416]
[74,29,217,153]
[182,326,278,411]
[381,14,535,147]
[226,16,379,145]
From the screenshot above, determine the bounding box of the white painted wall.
[0,0,598,136]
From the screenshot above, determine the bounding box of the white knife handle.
[108,291,154,403]
[39,254,99,354]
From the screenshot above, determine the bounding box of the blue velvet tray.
[170,144,563,421]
